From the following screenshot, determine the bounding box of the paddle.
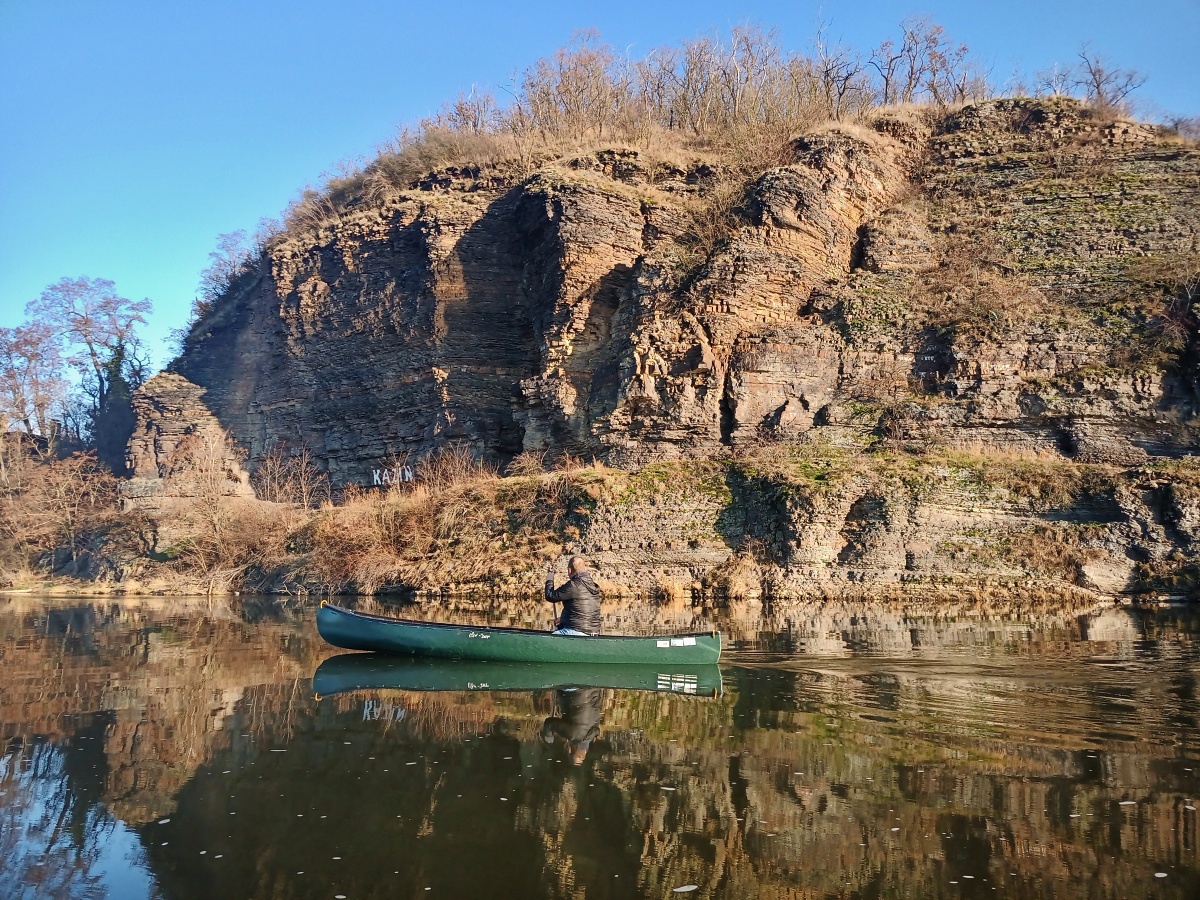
[546,557,559,632]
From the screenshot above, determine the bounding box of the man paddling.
[545,555,602,635]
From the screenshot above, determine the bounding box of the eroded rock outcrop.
[142,98,1199,486]
[123,98,1200,596]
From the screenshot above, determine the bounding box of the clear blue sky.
[2,0,1196,368]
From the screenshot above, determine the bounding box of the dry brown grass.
[703,547,764,602]
[1002,524,1107,583]
[914,234,1050,339]
[296,448,612,593]
[933,445,1117,508]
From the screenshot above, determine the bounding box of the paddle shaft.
[547,559,560,632]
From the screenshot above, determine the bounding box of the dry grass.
[1001,524,1107,583]
[297,447,614,593]
[914,234,1051,339]
[919,444,1117,510]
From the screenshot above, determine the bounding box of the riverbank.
[6,442,1199,603]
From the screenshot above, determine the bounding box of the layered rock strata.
[122,98,1200,595]
[144,98,1200,486]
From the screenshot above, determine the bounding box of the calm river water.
[1,595,1198,899]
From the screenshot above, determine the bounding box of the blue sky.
[2,0,1197,368]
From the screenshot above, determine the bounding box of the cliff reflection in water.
[0,595,1198,898]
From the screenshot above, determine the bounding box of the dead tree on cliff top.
[1074,44,1146,114]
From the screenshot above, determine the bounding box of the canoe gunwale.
[318,600,717,641]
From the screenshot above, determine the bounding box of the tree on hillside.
[26,277,152,473]
[197,230,255,314]
[1075,45,1146,113]
[0,323,65,439]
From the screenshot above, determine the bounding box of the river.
[1,595,1197,898]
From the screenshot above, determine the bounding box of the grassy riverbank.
[5,439,1199,601]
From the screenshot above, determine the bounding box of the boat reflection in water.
[313,654,721,771]
[312,652,723,697]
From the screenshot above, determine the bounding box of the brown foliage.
[915,235,1048,339]
[277,20,995,233]
[0,441,119,574]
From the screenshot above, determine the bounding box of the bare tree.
[252,443,330,508]
[196,230,255,319]
[26,277,151,471]
[869,36,906,105]
[898,17,938,103]
[1075,44,1146,113]
[1034,63,1074,97]
[520,29,620,140]
[0,323,65,438]
[26,277,150,416]
[430,87,499,135]
[813,24,870,120]
[0,447,117,565]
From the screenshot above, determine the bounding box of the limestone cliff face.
[144,98,1199,487]
[122,99,1200,596]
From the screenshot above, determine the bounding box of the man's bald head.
[568,555,588,576]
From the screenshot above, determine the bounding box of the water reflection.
[312,653,724,696]
[541,688,604,766]
[1,736,155,900]
[0,596,1197,897]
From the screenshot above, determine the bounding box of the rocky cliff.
[152,98,1200,477]
[124,97,1200,597]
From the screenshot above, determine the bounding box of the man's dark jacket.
[541,687,603,748]
[545,571,602,634]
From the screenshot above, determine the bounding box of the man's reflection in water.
[541,688,603,766]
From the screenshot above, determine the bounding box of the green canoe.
[316,601,722,664]
[313,653,723,697]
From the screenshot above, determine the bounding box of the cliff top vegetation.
[226,20,1171,250]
